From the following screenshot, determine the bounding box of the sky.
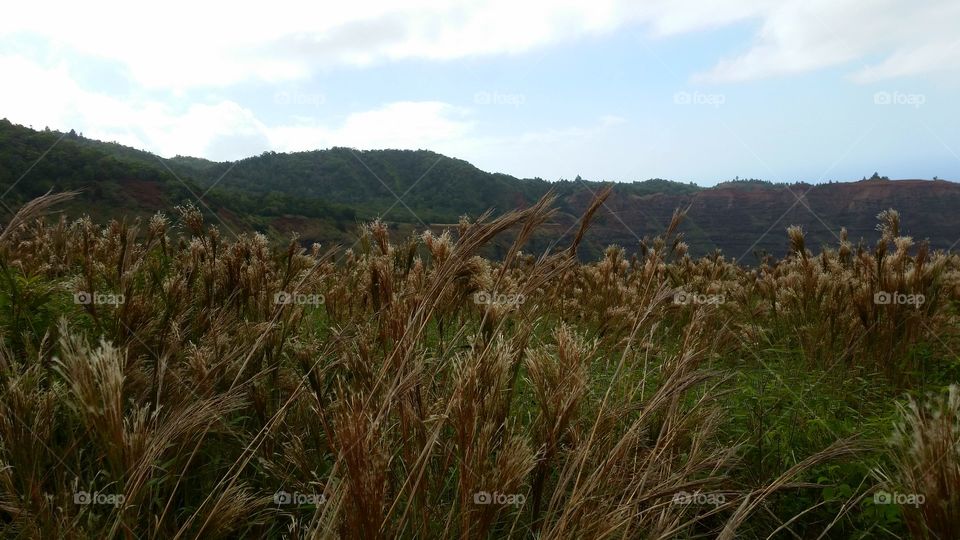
[1,0,959,186]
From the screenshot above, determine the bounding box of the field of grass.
[0,191,958,538]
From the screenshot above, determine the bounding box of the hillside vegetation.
[0,191,958,538]
[5,119,960,260]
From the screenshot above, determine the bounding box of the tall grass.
[0,193,956,538]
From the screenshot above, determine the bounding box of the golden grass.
[0,192,956,538]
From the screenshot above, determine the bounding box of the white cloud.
[268,102,473,152]
[0,56,80,130]
[0,0,960,95]
[0,54,270,159]
[0,0,635,90]
[440,115,630,179]
[695,0,960,83]
[2,0,957,180]
[850,41,960,83]
[0,54,476,159]
[0,52,626,180]
[1,0,956,91]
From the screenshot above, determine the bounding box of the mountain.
[577,178,960,260]
[2,118,958,260]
